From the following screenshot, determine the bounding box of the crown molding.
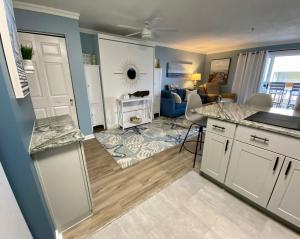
[98,32,155,47]
[79,28,205,54]
[79,28,99,35]
[152,41,206,54]
[206,39,300,55]
[13,1,80,20]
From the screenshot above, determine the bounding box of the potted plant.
[21,45,34,72]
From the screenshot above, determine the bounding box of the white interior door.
[18,33,78,125]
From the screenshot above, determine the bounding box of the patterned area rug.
[95,117,199,169]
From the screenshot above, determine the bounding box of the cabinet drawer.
[235,126,300,159]
[207,119,236,138]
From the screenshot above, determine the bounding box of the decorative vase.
[154,58,160,68]
[23,60,34,72]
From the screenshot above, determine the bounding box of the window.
[260,50,300,109]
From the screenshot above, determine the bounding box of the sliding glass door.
[259,50,300,109]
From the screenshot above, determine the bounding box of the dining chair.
[268,82,285,107]
[179,93,207,168]
[245,93,273,107]
[287,83,300,109]
[294,95,300,112]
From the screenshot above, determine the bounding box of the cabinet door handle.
[225,140,229,152]
[273,157,279,171]
[212,125,225,131]
[285,161,292,176]
[250,135,269,144]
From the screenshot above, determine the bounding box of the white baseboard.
[84,134,95,140]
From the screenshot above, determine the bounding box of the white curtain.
[232,51,266,104]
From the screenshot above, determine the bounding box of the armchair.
[160,89,186,117]
[199,82,236,103]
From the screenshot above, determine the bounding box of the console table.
[117,97,152,129]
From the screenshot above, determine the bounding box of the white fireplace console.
[117,97,153,129]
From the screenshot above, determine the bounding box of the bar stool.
[179,93,207,168]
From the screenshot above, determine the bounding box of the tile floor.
[89,171,300,239]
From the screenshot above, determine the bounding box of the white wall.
[99,36,154,129]
[0,162,32,239]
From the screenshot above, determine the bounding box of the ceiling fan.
[117,18,177,40]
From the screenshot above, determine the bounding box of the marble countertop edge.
[30,115,85,155]
[195,103,300,140]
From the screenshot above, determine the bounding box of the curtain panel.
[232,51,266,104]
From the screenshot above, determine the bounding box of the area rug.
[94,117,199,169]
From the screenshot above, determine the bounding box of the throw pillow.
[171,92,182,103]
[185,90,197,101]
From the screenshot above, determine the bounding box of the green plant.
[21,45,33,60]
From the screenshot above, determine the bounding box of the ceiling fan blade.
[126,31,141,37]
[117,24,141,30]
[147,17,161,25]
[153,28,177,32]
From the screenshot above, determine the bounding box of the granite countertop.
[195,103,300,139]
[30,115,84,154]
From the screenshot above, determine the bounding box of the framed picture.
[0,0,29,98]
[208,58,231,85]
[166,61,193,78]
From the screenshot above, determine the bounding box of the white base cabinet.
[201,132,232,183]
[202,118,300,229]
[225,141,284,207]
[268,157,300,227]
[33,142,92,232]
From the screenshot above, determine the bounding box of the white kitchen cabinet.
[153,68,162,117]
[33,142,92,232]
[201,132,232,183]
[225,141,284,207]
[268,157,300,227]
[84,64,105,128]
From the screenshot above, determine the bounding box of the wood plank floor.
[63,138,200,239]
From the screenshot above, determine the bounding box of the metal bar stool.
[179,94,207,168]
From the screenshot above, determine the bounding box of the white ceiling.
[14,0,300,54]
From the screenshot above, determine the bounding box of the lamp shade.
[190,73,201,81]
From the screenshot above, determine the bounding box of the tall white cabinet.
[153,68,162,117]
[84,64,105,128]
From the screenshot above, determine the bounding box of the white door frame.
[19,31,79,126]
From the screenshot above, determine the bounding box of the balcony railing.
[267,82,300,109]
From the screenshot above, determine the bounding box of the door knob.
[70,99,74,106]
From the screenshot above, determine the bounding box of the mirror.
[127,68,136,80]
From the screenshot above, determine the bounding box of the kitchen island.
[30,115,92,233]
[196,103,300,229]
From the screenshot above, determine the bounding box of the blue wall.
[204,42,300,93]
[0,40,55,238]
[14,9,93,135]
[80,32,100,64]
[155,46,206,89]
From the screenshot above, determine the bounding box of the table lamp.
[190,73,201,89]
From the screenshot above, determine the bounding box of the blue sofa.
[160,89,187,117]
